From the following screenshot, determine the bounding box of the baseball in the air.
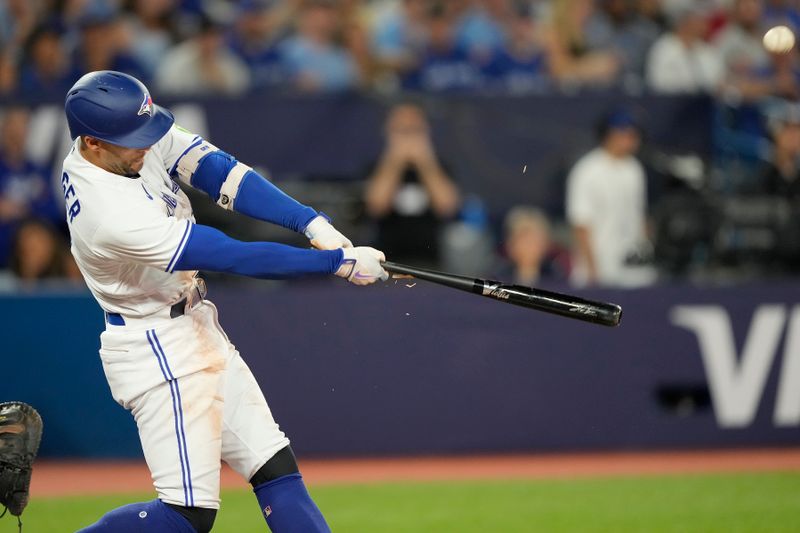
[763,25,796,54]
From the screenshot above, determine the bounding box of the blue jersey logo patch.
[161,193,177,216]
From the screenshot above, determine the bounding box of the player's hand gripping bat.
[382,261,622,327]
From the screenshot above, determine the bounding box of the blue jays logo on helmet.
[138,93,154,117]
[64,71,174,149]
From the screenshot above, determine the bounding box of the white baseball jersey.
[62,125,201,318]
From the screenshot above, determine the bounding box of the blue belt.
[105,279,207,326]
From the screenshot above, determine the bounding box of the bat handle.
[382,261,414,277]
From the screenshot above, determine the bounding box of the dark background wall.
[193,92,713,217]
[11,92,713,220]
[2,281,798,459]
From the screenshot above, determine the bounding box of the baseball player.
[62,70,387,533]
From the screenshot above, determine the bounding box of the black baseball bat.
[382,261,622,327]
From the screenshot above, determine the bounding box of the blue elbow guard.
[173,224,343,279]
[191,150,237,202]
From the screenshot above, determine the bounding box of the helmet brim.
[86,104,175,149]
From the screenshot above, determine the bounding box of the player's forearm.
[234,171,318,232]
[173,224,343,279]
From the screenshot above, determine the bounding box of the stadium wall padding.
[2,282,798,459]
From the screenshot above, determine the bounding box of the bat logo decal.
[482,283,510,300]
[569,306,598,316]
[489,288,510,300]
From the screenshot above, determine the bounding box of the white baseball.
[763,25,796,54]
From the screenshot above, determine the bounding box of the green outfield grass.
[21,472,800,532]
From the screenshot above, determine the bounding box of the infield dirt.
[33,448,800,497]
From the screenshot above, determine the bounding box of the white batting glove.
[304,215,353,250]
[336,247,389,285]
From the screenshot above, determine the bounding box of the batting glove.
[336,247,389,285]
[304,215,353,250]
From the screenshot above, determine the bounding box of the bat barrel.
[496,284,622,327]
[383,261,622,327]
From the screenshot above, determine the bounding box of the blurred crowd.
[3,0,800,96]
[3,0,800,289]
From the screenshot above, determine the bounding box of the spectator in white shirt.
[279,0,360,92]
[715,0,770,75]
[646,3,724,94]
[155,16,251,96]
[121,0,178,78]
[566,109,655,287]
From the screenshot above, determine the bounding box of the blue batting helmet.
[65,71,174,149]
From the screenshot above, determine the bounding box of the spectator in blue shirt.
[371,0,429,75]
[280,0,359,92]
[74,13,147,82]
[0,0,39,63]
[748,47,800,101]
[764,0,800,33]
[0,107,61,268]
[585,0,662,84]
[229,0,289,90]
[18,24,80,97]
[401,1,483,92]
[455,0,513,63]
[481,2,550,93]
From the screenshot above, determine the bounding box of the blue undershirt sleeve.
[173,224,343,279]
[190,151,318,233]
[235,171,318,233]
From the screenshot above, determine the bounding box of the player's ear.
[82,135,101,151]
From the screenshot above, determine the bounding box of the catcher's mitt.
[0,402,42,518]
